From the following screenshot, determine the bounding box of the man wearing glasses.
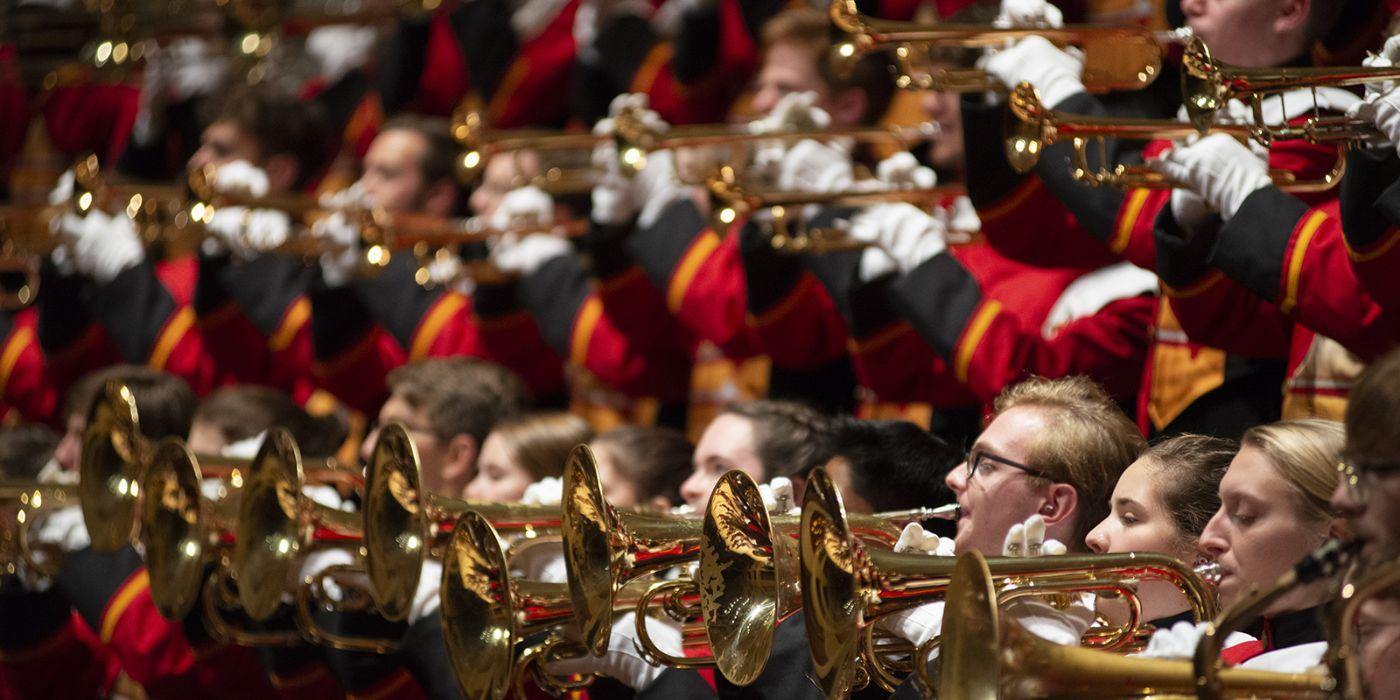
[945,375,1146,557]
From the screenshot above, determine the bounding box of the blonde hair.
[489,412,595,481]
[994,376,1146,547]
[1241,419,1343,525]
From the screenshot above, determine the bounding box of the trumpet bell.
[138,438,210,620]
[232,428,307,620]
[80,381,144,551]
[935,553,1000,700]
[700,470,797,686]
[562,443,618,655]
[1182,36,1227,133]
[363,422,425,621]
[799,466,863,699]
[1005,83,1049,174]
[440,510,516,700]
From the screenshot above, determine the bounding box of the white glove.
[994,0,1063,28]
[775,139,854,193]
[490,185,554,231]
[1001,514,1068,557]
[305,25,376,85]
[876,152,937,189]
[592,94,688,227]
[202,207,292,259]
[893,522,955,556]
[319,180,372,210]
[1147,133,1272,221]
[408,558,443,624]
[945,195,980,244]
[312,211,361,288]
[1347,40,1400,155]
[1361,35,1400,96]
[983,36,1085,108]
[32,506,90,552]
[1005,595,1096,646]
[848,203,947,275]
[63,209,144,284]
[490,232,571,277]
[221,431,266,460]
[545,612,680,689]
[1136,621,1256,659]
[521,476,564,506]
[1169,187,1214,233]
[49,168,75,206]
[211,160,270,198]
[756,477,798,515]
[509,542,569,583]
[747,91,831,134]
[880,600,945,646]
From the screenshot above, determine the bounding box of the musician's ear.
[442,433,479,496]
[1039,483,1078,527]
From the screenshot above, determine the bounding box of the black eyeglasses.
[965,448,1054,483]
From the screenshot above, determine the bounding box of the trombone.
[798,466,1220,697]
[827,0,1187,94]
[934,551,1333,699]
[1006,82,1347,193]
[0,481,79,579]
[1183,35,1400,140]
[361,422,563,621]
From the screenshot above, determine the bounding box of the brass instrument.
[705,166,969,254]
[439,510,669,700]
[1006,82,1347,192]
[0,481,79,579]
[79,381,355,551]
[561,443,703,655]
[696,469,953,685]
[1193,538,1360,700]
[451,108,611,186]
[1183,35,1400,139]
[799,467,1219,698]
[1325,554,1400,699]
[934,550,1332,699]
[828,0,1186,94]
[361,422,563,621]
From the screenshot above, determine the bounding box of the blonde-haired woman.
[1194,419,1346,668]
[463,412,594,503]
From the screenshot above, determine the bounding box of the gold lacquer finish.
[828,0,1181,94]
[0,481,79,579]
[138,437,241,620]
[80,381,145,551]
[362,422,563,621]
[1005,82,1346,193]
[562,443,703,655]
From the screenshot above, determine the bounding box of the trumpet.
[0,481,79,579]
[1006,82,1347,193]
[695,469,954,685]
[934,551,1333,699]
[706,166,969,254]
[1183,35,1400,139]
[827,0,1187,94]
[799,466,1220,697]
[79,381,356,551]
[439,510,682,700]
[451,108,612,186]
[361,422,563,621]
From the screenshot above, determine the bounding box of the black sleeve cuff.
[1209,187,1307,301]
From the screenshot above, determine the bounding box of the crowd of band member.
[4,0,1400,697]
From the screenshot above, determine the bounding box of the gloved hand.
[983,36,1085,108]
[876,152,937,189]
[893,522,955,556]
[1347,36,1400,155]
[32,506,90,553]
[775,139,854,193]
[1137,620,1256,659]
[491,232,571,277]
[848,203,947,276]
[880,600,945,646]
[62,209,144,284]
[592,94,689,227]
[305,25,376,85]
[1001,514,1067,557]
[211,160,271,198]
[994,0,1063,28]
[945,195,980,244]
[1146,133,1272,221]
[545,612,680,689]
[202,207,292,259]
[756,476,797,515]
[490,185,554,231]
[296,548,357,603]
[521,476,564,506]
[318,180,372,210]
[312,211,361,288]
[1168,186,1215,234]
[750,92,834,179]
